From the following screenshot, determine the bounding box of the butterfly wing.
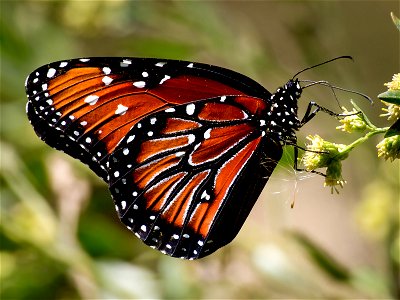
[108,95,282,259]
[25,57,281,259]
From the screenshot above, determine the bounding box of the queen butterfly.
[25,56,351,259]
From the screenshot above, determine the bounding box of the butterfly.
[25,56,348,259]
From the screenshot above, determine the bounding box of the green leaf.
[385,118,400,138]
[391,12,400,31]
[378,90,400,105]
[290,232,351,282]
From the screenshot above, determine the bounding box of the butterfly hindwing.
[107,95,282,259]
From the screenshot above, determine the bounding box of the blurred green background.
[1,1,399,299]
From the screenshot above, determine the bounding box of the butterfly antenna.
[292,55,353,80]
[301,80,373,105]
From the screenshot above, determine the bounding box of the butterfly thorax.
[263,79,302,144]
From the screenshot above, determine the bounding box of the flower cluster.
[377,135,400,161]
[301,135,348,193]
[384,73,400,90]
[381,102,400,121]
[301,70,400,191]
[378,73,400,160]
[380,73,400,121]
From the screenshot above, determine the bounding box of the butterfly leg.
[292,145,326,176]
[294,102,337,176]
[301,101,338,125]
[300,101,360,126]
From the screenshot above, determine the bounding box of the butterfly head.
[265,78,302,143]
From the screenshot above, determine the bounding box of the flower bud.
[336,107,367,133]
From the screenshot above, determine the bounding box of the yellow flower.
[377,135,400,161]
[301,135,348,192]
[324,162,346,194]
[336,107,367,133]
[384,73,400,90]
[381,101,400,121]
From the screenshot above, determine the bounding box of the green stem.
[338,128,389,158]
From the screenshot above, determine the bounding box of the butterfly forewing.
[25,58,270,180]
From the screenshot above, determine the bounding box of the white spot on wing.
[201,190,210,200]
[155,62,166,67]
[204,128,211,139]
[133,81,146,88]
[79,58,90,62]
[59,61,68,67]
[187,63,194,68]
[165,107,175,113]
[186,103,195,115]
[127,135,135,143]
[84,95,99,105]
[47,68,56,78]
[102,76,113,85]
[102,67,111,75]
[188,134,195,144]
[115,104,128,115]
[121,59,132,67]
